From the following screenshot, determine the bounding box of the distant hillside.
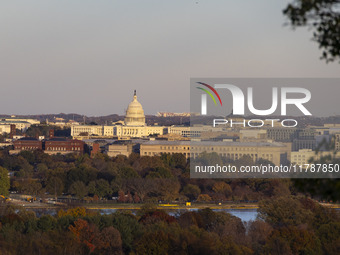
[3,113,340,127]
[1,113,190,126]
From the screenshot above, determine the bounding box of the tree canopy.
[0,167,10,196]
[284,0,340,62]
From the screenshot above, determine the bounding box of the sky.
[0,0,339,116]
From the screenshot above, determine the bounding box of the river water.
[99,208,258,222]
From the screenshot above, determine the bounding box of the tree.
[181,184,201,201]
[197,194,212,202]
[0,166,10,196]
[133,194,141,203]
[292,147,340,201]
[124,178,154,202]
[119,167,139,179]
[58,207,87,218]
[212,181,232,197]
[69,219,98,253]
[46,176,64,198]
[96,226,123,255]
[264,226,322,255]
[118,191,126,203]
[248,220,273,253]
[69,181,88,199]
[16,179,42,196]
[154,178,181,201]
[258,196,314,228]
[283,0,340,62]
[94,179,112,198]
[111,212,143,253]
[135,230,169,255]
[147,166,173,178]
[66,165,98,190]
[37,215,56,232]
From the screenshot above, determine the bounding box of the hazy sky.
[1,0,339,116]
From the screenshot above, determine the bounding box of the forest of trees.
[284,0,340,62]
[0,147,339,254]
[0,196,339,254]
[0,149,295,203]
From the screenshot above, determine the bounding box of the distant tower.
[49,129,54,139]
[10,124,16,139]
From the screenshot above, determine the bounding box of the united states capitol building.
[71,91,166,139]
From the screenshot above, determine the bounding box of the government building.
[71,91,166,139]
[105,139,291,166]
[139,140,290,166]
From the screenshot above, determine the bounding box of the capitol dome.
[124,90,146,126]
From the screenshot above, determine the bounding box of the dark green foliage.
[37,215,56,231]
[69,181,87,199]
[0,167,10,196]
[111,212,142,253]
[283,0,340,62]
[0,148,305,202]
[181,184,201,200]
[25,125,71,138]
[294,178,340,201]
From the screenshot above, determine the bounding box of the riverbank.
[85,203,259,210]
[6,195,340,211]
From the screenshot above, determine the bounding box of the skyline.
[1,0,339,116]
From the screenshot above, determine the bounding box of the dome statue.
[124,90,146,126]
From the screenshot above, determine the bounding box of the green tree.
[46,176,64,198]
[0,166,10,196]
[111,212,143,253]
[95,179,112,198]
[119,167,139,179]
[69,181,88,199]
[37,215,56,232]
[147,167,173,178]
[88,179,112,198]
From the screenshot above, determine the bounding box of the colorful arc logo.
[196,82,223,106]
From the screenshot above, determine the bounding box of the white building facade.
[71,91,166,139]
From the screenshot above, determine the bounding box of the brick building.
[13,137,42,151]
[44,138,84,154]
[11,135,84,155]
